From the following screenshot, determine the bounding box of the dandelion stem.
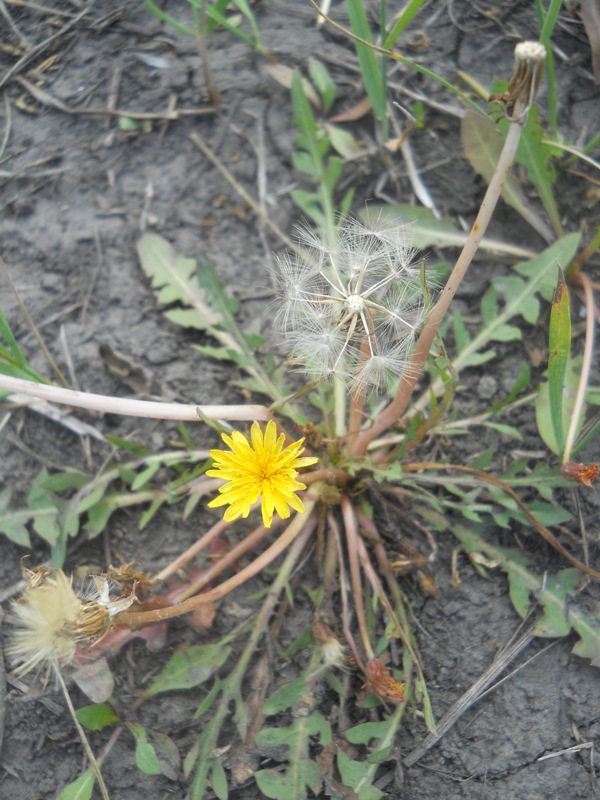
[0,375,272,422]
[172,521,273,602]
[116,485,323,627]
[55,666,110,800]
[190,516,316,794]
[350,108,526,456]
[155,516,232,583]
[330,512,365,670]
[341,494,374,661]
[333,375,347,436]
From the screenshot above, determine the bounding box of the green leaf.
[323,123,361,159]
[416,674,437,735]
[0,308,48,383]
[482,422,523,441]
[452,522,600,666]
[536,356,582,455]
[516,108,562,237]
[144,643,232,698]
[27,469,61,546]
[345,720,395,745]
[255,763,320,800]
[454,235,580,376]
[514,233,580,301]
[137,234,221,327]
[336,749,384,800]
[84,501,114,535]
[0,487,31,546]
[255,712,332,800]
[139,497,166,529]
[345,0,385,123]
[42,470,90,492]
[262,676,307,715]
[131,462,161,491]
[307,57,336,112]
[54,768,95,800]
[547,268,571,456]
[76,703,120,731]
[126,723,161,775]
[290,190,325,227]
[292,71,319,143]
[360,204,537,258]
[210,759,229,800]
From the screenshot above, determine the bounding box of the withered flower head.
[312,620,348,670]
[7,567,115,678]
[363,658,405,703]
[561,461,599,489]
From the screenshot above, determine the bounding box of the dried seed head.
[275,217,428,394]
[312,620,348,670]
[7,567,112,679]
[491,40,547,122]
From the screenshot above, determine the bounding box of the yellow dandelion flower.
[206,420,318,528]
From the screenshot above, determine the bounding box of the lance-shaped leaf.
[547,268,571,456]
[54,768,95,800]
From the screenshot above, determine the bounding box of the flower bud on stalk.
[350,40,548,456]
[491,40,547,122]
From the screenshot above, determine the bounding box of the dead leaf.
[329,96,371,123]
[265,63,320,107]
[187,602,216,633]
[99,343,159,394]
[72,656,114,703]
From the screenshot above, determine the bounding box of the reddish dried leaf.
[329,96,371,123]
[188,602,216,633]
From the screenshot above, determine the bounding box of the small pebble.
[477,375,498,400]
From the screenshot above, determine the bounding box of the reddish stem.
[116,485,323,628]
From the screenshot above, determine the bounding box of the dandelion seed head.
[7,568,111,679]
[274,217,429,392]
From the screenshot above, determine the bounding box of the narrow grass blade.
[345,0,386,123]
[383,0,428,48]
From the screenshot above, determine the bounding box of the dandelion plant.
[5,38,593,800]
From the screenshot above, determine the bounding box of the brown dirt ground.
[1,2,600,799]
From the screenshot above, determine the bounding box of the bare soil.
[1,2,600,799]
